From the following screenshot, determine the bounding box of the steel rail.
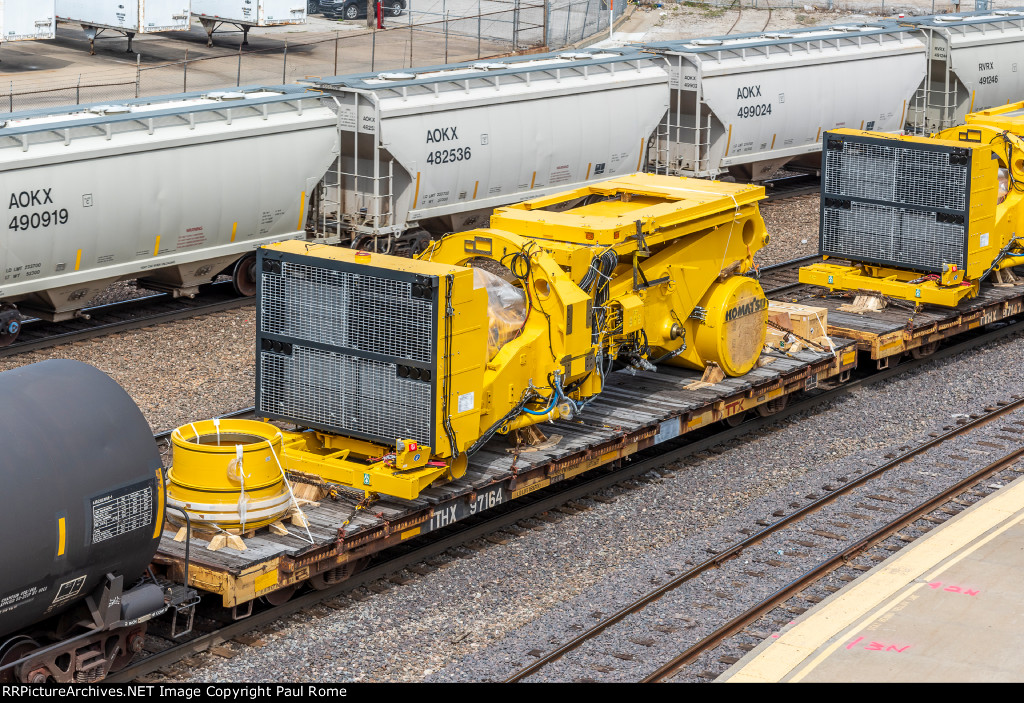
[0,282,254,358]
[503,324,1024,682]
[643,432,1024,682]
[763,173,820,200]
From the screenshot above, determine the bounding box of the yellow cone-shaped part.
[167,419,292,532]
[692,276,768,377]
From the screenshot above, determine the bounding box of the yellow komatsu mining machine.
[172,174,770,503]
[799,101,1024,307]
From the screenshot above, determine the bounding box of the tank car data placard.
[90,480,155,545]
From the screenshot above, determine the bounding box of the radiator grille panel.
[821,134,970,272]
[825,142,968,210]
[259,346,432,445]
[261,261,434,363]
[822,202,965,271]
[256,253,437,445]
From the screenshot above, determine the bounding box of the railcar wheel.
[309,558,368,590]
[109,629,147,671]
[401,229,431,257]
[0,306,22,347]
[261,585,298,606]
[911,342,938,359]
[755,395,788,417]
[722,410,746,428]
[0,636,38,682]
[231,252,258,297]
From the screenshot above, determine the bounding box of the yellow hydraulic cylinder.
[167,419,293,532]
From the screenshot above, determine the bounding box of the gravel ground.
[9,183,1019,683]
[757,194,820,265]
[143,306,1024,682]
[626,0,989,45]
[148,326,1024,683]
[0,309,256,435]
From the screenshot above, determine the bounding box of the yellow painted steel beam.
[799,262,979,307]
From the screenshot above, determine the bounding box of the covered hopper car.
[904,9,1024,132]
[641,22,927,180]
[0,85,339,345]
[3,11,1024,344]
[299,50,670,255]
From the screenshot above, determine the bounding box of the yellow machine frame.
[800,106,1024,307]
[178,174,773,501]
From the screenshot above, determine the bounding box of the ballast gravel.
[757,194,820,266]
[147,327,1024,683]
[0,309,257,435]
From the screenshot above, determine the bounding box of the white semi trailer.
[56,1,191,53]
[191,1,306,46]
[1,1,56,44]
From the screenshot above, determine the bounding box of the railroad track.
[751,254,822,297]
[0,282,255,358]
[504,391,1024,683]
[650,407,1024,681]
[109,311,1024,683]
[727,0,773,36]
[763,172,820,201]
[728,0,744,35]
[0,176,814,361]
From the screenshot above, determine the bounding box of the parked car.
[313,0,406,20]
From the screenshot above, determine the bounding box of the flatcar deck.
[718,473,1024,683]
[155,341,854,606]
[771,265,1024,362]
[154,270,1024,608]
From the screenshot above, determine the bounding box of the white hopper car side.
[904,9,1024,132]
[642,23,928,180]
[3,10,1024,342]
[0,86,338,344]
[301,50,669,254]
[1,0,56,43]
[640,7,1024,180]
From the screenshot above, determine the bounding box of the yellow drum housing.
[167,419,292,532]
[690,275,768,377]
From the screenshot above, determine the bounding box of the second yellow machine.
[799,101,1024,307]
[170,174,770,503]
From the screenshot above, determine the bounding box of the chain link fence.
[677,0,1002,11]
[2,1,629,114]
[547,0,625,49]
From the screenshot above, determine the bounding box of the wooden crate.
[769,301,828,340]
